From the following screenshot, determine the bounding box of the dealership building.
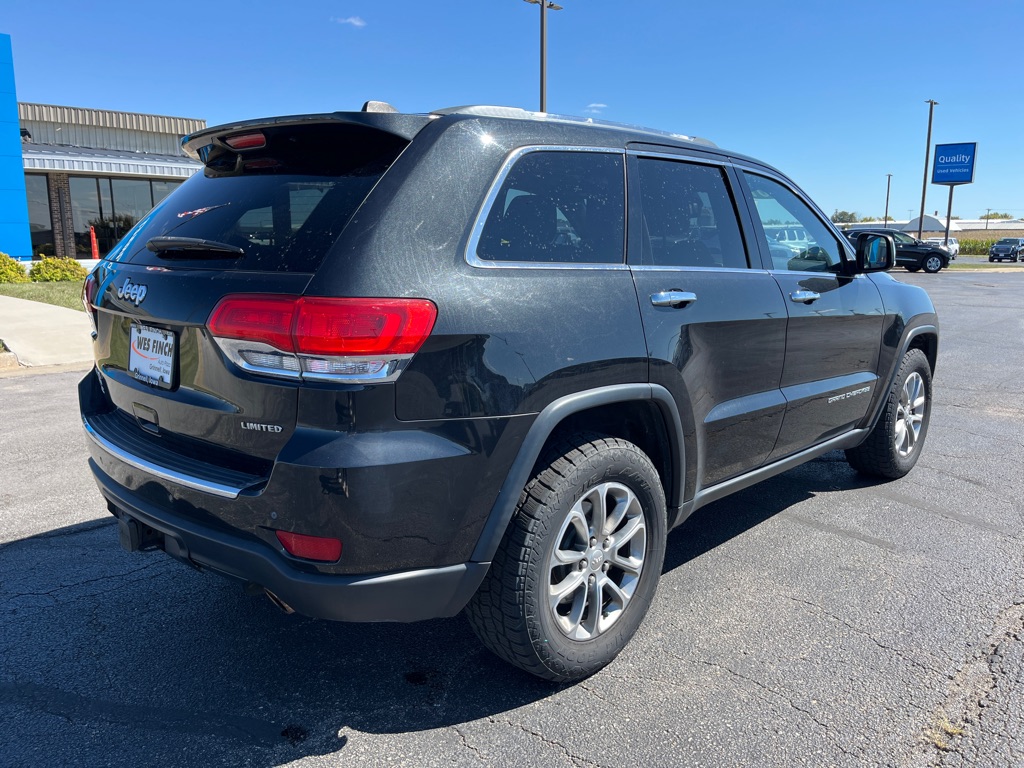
[1,33,204,260]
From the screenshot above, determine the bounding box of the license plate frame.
[129,323,176,390]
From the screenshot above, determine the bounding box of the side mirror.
[852,233,894,273]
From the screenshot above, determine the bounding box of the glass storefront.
[24,174,53,256]
[68,175,183,256]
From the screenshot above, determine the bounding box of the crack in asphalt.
[781,594,945,677]
[906,600,1024,767]
[2,559,173,608]
[450,724,488,764]
[500,717,611,768]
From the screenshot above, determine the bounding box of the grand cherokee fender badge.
[116,277,148,306]
[828,386,870,404]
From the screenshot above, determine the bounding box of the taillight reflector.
[275,530,342,562]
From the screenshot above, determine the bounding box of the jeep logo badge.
[117,277,148,306]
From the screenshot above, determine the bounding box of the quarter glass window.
[476,151,625,264]
[636,159,748,269]
[744,173,845,272]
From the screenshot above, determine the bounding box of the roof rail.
[430,105,717,148]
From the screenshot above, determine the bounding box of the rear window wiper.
[146,236,245,257]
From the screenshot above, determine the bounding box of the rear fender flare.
[470,384,683,563]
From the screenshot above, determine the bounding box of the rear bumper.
[91,460,489,622]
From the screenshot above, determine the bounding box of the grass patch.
[945,261,1022,271]
[0,281,85,311]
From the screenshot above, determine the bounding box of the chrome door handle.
[789,290,821,304]
[650,291,697,308]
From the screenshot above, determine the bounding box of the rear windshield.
[113,123,408,272]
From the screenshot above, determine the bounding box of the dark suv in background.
[80,103,938,681]
[988,237,1024,262]
[844,228,949,273]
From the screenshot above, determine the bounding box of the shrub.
[0,252,29,283]
[29,257,89,282]
[959,239,998,256]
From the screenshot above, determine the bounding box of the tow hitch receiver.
[118,515,163,553]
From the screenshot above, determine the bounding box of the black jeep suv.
[843,228,949,273]
[80,104,938,681]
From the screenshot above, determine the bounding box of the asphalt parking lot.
[1,272,1021,768]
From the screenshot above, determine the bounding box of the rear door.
[86,120,414,461]
[736,170,885,460]
[627,151,788,492]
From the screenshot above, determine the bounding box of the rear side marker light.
[275,530,342,562]
[207,295,438,384]
[223,132,266,150]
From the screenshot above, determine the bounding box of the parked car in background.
[924,237,958,258]
[988,238,1024,262]
[844,229,949,273]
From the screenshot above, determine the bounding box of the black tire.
[466,433,667,682]
[845,348,932,479]
[989,257,995,262]
[923,254,943,273]
[905,266,921,273]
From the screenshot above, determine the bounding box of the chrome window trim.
[465,145,629,271]
[628,265,771,276]
[625,148,736,167]
[83,418,245,499]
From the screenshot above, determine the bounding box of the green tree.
[980,212,1012,220]
[831,210,858,224]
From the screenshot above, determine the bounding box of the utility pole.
[985,208,992,230]
[918,99,938,239]
[523,0,563,112]
[884,174,892,227]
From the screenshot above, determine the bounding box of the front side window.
[476,151,625,264]
[635,158,748,269]
[744,173,845,272]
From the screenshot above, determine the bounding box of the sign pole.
[943,187,954,247]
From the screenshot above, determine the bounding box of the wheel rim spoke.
[894,372,926,458]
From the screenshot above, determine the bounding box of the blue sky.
[3,0,1020,221]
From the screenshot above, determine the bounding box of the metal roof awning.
[22,143,202,178]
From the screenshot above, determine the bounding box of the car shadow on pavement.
[1,452,877,766]
[662,450,875,573]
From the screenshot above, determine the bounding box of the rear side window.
[115,123,408,273]
[475,150,625,265]
[635,158,749,269]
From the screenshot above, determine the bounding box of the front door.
[738,171,885,461]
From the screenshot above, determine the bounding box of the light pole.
[523,0,563,112]
[884,174,892,227]
[985,208,992,230]
[918,99,938,239]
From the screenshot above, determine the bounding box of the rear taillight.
[223,131,266,150]
[207,294,437,384]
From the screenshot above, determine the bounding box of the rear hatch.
[85,115,427,467]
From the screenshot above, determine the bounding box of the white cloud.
[584,103,608,114]
[331,16,367,28]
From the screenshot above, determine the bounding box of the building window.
[68,176,183,257]
[24,174,53,256]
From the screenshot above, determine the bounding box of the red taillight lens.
[82,272,97,310]
[275,530,342,562]
[294,298,437,356]
[207,295,298,351]
[206,294,437,382]
[223,131,266,150]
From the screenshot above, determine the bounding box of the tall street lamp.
[523,0,563,112]
[918,99,938,239]
[884,174,892,227]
